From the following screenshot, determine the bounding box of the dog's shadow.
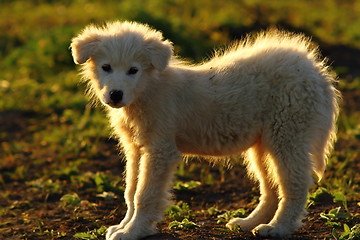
[143,232,314,240]
[143,232,180,240]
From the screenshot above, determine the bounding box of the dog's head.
[71,21,173,108]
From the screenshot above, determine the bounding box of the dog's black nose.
[109,90,123,104]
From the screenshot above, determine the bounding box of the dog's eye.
[102,64,112,73]
[127,67,138,75]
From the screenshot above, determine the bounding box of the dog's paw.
[106,224,157,240]
[226,218,258,231]
[106,230,131,240]
[106,225,122,240]
[252,223,292,238]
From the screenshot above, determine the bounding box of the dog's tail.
[311,68,341,181]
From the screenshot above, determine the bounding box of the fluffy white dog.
[71,21,340,240]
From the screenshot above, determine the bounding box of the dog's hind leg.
[107,142,181,240]
[227,142,278,231]
[252,138,313,237]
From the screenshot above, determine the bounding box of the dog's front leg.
[106,143,181,240]
[106,146,140,238]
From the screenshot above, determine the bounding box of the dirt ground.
[1,155,359,240]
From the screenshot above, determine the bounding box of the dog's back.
[166,32,340,177]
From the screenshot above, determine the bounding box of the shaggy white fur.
[71,21,340,240]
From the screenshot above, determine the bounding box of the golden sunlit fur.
[71,21,340,240]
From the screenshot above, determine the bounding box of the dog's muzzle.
[109,90,123,107]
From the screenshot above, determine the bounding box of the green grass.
[0,0,359,239]
[73,225,107,240]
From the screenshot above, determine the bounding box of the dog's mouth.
[103,99,125,109]
[107,103,124,109]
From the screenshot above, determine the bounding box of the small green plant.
[54,162,81,179]
[0,207,8,218]
[332,224,360,240]
[214,227,241,233]
[27,178,63,196]
[166,201,197,231]
[166,201,195,221]
[173,180,201,190]
[206,206,222,216]
[60,193,82,208]
[73,225,107,239]
[168,218,200,230]
[217,209,247,223]
[332,191,349,212]
[96,191,117,201]
[205,207,244,232]
[44,229,67,238]
[92,172,124,194]
[200,167,214,185]
[320,207,351,227]
[308,187,349,211]
[60,193,97,210]
[308,187,333,208]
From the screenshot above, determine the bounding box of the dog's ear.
[145,38,173,71]
[70,33,101,64]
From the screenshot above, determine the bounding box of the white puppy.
[71,21,340,240]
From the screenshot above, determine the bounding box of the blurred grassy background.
[1,0,360,112]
